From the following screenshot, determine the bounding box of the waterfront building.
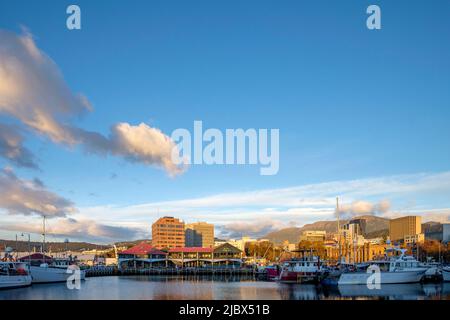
[168,243,242,268]
[324,240,386,264]
[185,222,214,248]
[214,238,227,247]
[152,216,185,249]
[227,237,256,251]
[389,216,422,243]
[299,230,326,242]
[118,242,168,270]
[168,247,213,267]
[118,242,243,270]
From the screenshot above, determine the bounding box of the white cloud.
[0,29,185,175]
[2,170,450,241]
[1,217,146,243]
[75,171,450,239]
[337,199,391,218]
[219,219,288,239]
[0,123,37,168]
[0,167,76,217]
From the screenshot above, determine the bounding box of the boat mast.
[336,197,341,264]
[42,215,46,255]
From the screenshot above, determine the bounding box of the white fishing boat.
[338,248,428,285]
[0,249,32,290]
[28,257,86,284]
[0,262,32,289]
[30,263,85,283]
[21,217,86,284]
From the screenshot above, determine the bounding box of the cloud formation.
[78,171,450,239]
[336,199,391,218]
[0,167,75,217]
[220,219,286,239]
[1,217,145,243]
[0,29,184,175]
[0,123,38,168]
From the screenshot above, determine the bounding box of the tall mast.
[42,215,46,254]
[336,197,341,264]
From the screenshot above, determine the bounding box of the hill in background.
[263,215,390,244]
[263,215,446,245]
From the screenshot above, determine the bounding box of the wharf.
[85,267,257,277]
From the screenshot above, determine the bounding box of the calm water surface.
[1,275,449,300]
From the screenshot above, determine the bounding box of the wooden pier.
[85,266,257,277]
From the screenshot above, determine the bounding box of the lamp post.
[20,233,31,265]
[64,238,69,259]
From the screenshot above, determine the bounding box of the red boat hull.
[279,271,322,283]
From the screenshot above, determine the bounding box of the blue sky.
[0,0,450,243]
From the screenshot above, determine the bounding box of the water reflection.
[0,275,449,300]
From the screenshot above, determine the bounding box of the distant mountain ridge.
[0,239,110,253]
[263,215,390,244]
[263,216,446,245]
[0,238,151,253]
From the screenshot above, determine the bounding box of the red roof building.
[18,253,53,266]
[119,242,167,256]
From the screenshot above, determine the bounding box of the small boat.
[0,262,32,289]
[265,265,281,281]
[420,261,442,282]
[443,267,450,282]
[20,217,86,284]
[278,251,326,283]
[29,257,86,284]
[338,248,427,285]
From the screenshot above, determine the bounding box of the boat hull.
[279,271,324,283]
[338,270,426,285]
[30,266,86,284]
[0,275,32,289]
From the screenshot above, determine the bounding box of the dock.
[85,266,257,277]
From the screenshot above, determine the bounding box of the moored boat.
[265,265,281,281]
[0,261,32,290]
[23,256,86,284]
[278,251,326,283]
[338,248,427,285]
[20,217,86,284]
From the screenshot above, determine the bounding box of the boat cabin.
[0,262,30,276]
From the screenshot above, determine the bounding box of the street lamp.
[20,233,31,265]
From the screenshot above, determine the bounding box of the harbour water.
[0,275,449,300]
